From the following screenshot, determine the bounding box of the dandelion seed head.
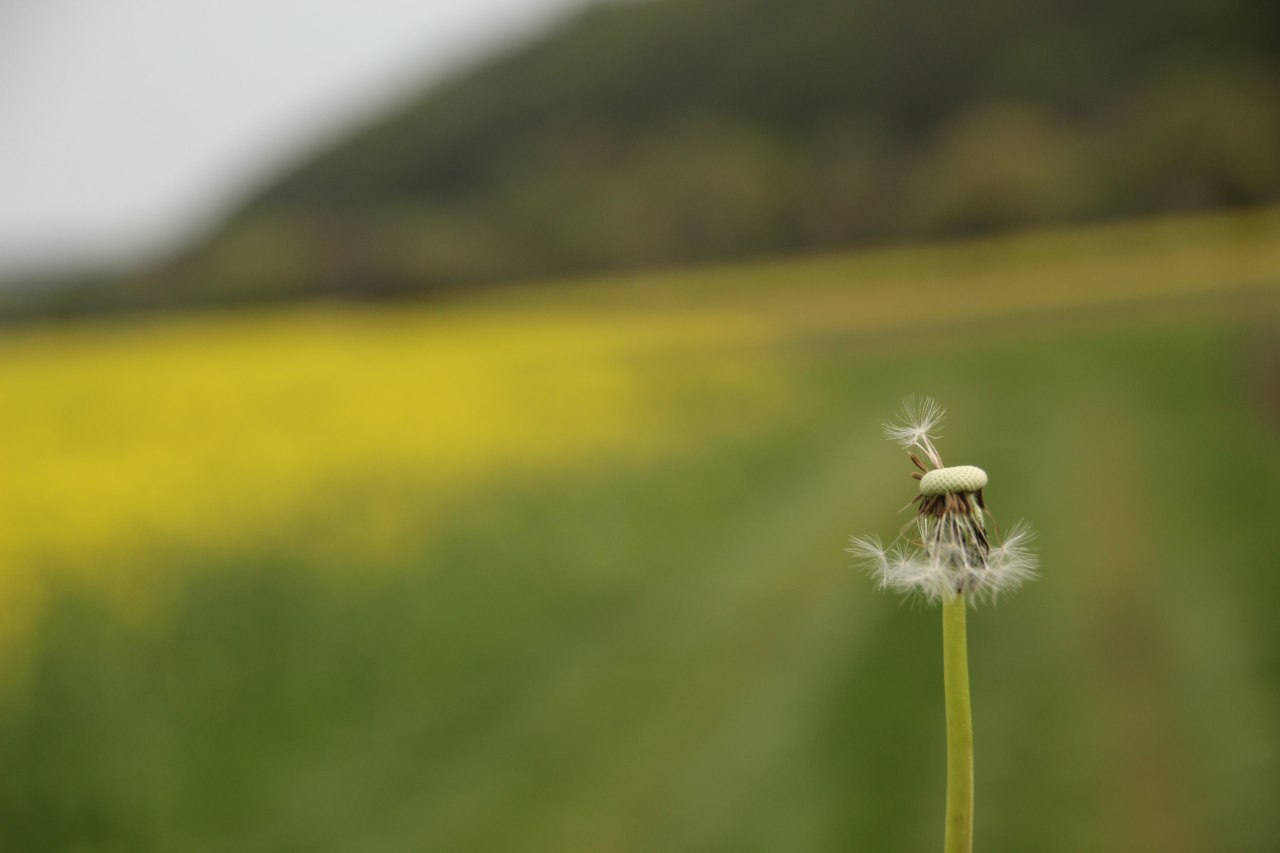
[851,397,1036,606]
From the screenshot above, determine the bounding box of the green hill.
[4,0,1278,318]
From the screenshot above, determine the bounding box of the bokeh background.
[2,1,1279,850]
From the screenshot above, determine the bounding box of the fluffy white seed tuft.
[973,522,1038,604]
[883,395,945,463]
[848,535,953,603]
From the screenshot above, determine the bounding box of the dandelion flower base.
[920,465,988,496]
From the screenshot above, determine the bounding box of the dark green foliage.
[201,0,1279,299]
[5,0,1278,319]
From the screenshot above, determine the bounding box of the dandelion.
[851,397,1036,606]
[848,397,1037,853]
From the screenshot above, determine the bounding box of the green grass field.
[1,210,1279,851]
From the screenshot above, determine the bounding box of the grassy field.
[1,209,1279,851]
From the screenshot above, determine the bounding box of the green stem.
[942,593,974,853]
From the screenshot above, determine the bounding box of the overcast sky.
[0,0,592,281]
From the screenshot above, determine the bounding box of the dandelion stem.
[942,593,974,853]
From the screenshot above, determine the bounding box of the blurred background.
[1,0,1279,850]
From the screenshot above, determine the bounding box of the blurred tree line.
[5,0,1279,316]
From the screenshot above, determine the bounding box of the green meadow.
[1,210,1278,851]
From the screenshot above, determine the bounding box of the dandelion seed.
[883,394,946,467]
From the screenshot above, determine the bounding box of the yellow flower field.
[1,207,1277,648]
[0,307,788,632]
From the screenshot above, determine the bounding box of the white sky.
[0,0,591,281]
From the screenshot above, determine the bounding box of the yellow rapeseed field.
[0,306,786,633]
[2,207,1277,648]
